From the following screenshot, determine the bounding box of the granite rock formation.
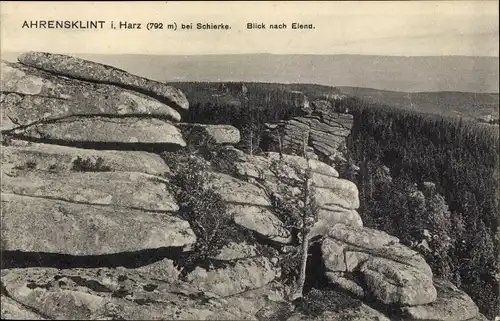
[0,52,486,321]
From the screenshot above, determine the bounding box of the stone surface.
[223,150,361,238]
[361,258,436,306]
[401,280,480,321]
[1,295,47,320]
[2,169,178,212]
[1,267,256,320]
[325,272,365,298]
[0,60,181,131]
[1,193,195,255]
[322,224,436,306]
[205,172,271,207]
[328,224,400,249]
[263,101,354,163]
[229,204,291,244]
[186,257,279,297]
[286,302,391,321]
[17,52,189,110]
[178,123,241,145]
[12,116,186,147]
[213,242,258,261]
[1,141,171,175]
[309,206,363,239]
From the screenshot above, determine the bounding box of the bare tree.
[266,137,319,300]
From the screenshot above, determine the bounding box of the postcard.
[1,1,499,320]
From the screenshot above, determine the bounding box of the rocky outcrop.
[17,52,189,110]
[322,224,437,306]
[0,267,265,320]
[1,60,181,131]
[217,148,363,238]
[264,99,353,165]
[1,52,485,321]
[2,169,178,211]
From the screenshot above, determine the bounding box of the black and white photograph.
[0,1,499,320]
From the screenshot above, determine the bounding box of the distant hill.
[2,52,498,93]
[337,87,499,120]
[166,81,498,121]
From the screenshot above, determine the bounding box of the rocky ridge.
[0,52,487,320]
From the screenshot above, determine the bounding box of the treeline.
[172,82,348,153]
[345,98,499,319]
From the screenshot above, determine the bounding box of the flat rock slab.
[328,224,400,249]
[0,61,181,130]
[1,267,252,320]
[2,169,178,212]
[1,193,195,255]
[178,123,241,145]
[11,116,186,147]
[17,52,189,110]
[186,257,279,297]
[1,141,170,175]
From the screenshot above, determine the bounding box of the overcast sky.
[1,1,498,56]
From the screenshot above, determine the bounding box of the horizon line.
[1,51,499,59]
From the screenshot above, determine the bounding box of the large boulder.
[178,123,241,145]
[1,141,171,176]
[11,116,186,148]
[0,60,181,131]
[400,280,480,321]
[322,224,436,306]
[1,193,195,255]
[17,52,189,110]
[2,169,178,212]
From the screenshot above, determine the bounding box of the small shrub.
[165,150,249,273]
[72,156,111,172]
[297,288,362,317]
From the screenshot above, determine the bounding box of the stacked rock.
[1,52,196,256]
[264,99,353,165]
